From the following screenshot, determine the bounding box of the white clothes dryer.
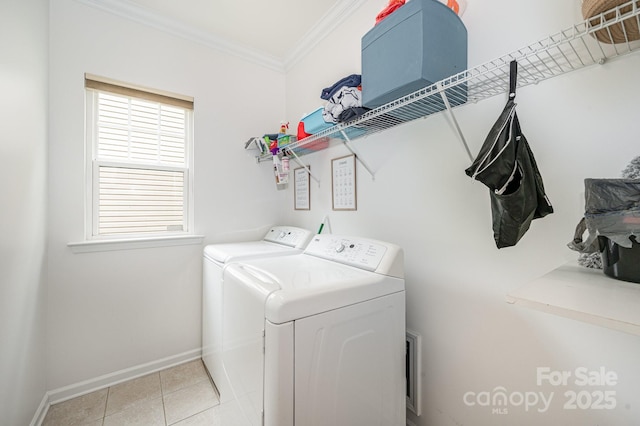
[220,234,406,426]
[202,226,313,402]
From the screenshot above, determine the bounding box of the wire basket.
[582,0,640,43]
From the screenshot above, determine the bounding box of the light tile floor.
[42,359,239,426]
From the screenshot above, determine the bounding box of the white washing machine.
[220,234,406,426]
[202,226,313,402]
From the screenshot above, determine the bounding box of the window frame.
[70,74,201,252]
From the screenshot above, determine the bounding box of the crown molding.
[283,0,369,72]
[76,0,366,74]
[75,0,285,72]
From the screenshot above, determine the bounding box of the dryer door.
[294,292,406,426]
[222,263,281,426]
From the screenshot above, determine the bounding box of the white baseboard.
[47,348,201,406]
[29,393,50,426]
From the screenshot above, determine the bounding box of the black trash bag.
[568,178,640,253]
[465,61,554,248]
[568,178,640,282]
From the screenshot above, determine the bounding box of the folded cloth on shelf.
[320,74,361,100]
[322,86,363,124]
[339,107,370,122]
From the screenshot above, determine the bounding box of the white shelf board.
[506,261,640,336]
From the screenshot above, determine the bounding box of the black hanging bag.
[465,61,554,248]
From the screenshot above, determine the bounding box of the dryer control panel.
[304,235,404,277]
[264,226,313,248]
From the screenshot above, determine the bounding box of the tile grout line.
[101,385,111,425]
[163,362,219,425]
[159,371,168,426]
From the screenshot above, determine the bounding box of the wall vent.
[406,329,422,416]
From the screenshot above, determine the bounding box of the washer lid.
[204,240,298,263]
[223,254,405,325]
[203,226,313,263]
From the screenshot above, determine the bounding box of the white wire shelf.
[252,0,640,162]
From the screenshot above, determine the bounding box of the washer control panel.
[263,226,313,248]
[304,235,393,272]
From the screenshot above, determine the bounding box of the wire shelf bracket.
[339,129,376,180]
[286,147,321,187]
[437,82,473,162]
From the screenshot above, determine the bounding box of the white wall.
[282,1,640,425]
[47,0,286,392]
[0,0,49,423]
[36,1,640,424]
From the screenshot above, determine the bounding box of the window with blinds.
[85,75,194,238]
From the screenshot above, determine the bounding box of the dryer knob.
[335,243,346,253]
[278,231,287,239]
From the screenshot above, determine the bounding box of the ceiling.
[82,0,368,71]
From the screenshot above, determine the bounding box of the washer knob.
[335,243,346,253]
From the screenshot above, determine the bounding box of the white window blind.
[96,166,185,235]
[85,75,194,238]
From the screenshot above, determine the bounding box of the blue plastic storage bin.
[300,107,335,134]
[361,0,467,109]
